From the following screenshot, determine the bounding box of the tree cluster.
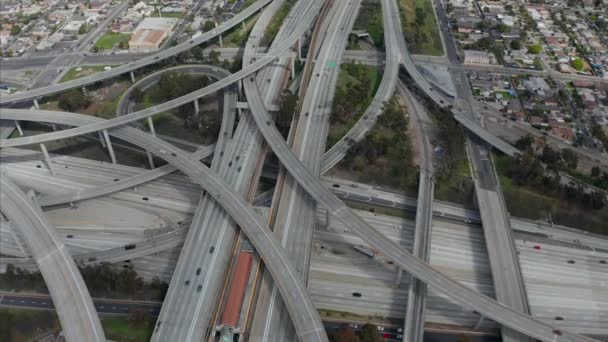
[58,89,91,112]
[331,64,374,127]
[0,308,56,341]
[330,324,383,342]
[0,263,169,301]
[505,153,605,210]
[343,98,417,192]
[149,72,210,103]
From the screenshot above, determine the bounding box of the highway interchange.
[1,0,607,341]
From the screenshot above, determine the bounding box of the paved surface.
[0,292,161,317]
[2,149,607,336]
[249,0,360,339]
[0,0,274,105]
[0,109,330,342]
[399,83,435,342]
[0,177,105,342]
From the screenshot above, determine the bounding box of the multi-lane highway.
[2,0,606,340]
[0,108,330,341]
[0,177,106,342]
[399,82,436,342]
[2,145,607,337]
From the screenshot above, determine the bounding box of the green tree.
[510,40,521,50]
[561,148,578,170]
[571,58,584,71]
[78,24,88,34]
[359,323,382,342]
[119,39,129,50]
[10,25,21,35]
[278,90,298,131]
[515,134,534,152]
[58,89,90,112]
[528,44,542,54]
[202,20,215,32]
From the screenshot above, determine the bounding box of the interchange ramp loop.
[0,0,274,105]
[320,0,401,174]
[31,64,232,208]
[0,109,329,342]
[0,0,331,151]
[0,176,106,342]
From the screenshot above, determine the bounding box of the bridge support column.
[98,131,106,148]
[40,143,55,175]
[102,130,117,164]
[14,121,23,136]
[290,57,295,79]
[147,117,156,136]
[473,315,485,330]
[33,99,39,109]
[297,38,303,61]
[146,117,156,169]
[130,71,135,83]
[81,86,87,96]
[395,269,404,286]
[193,99,200,114]
[51,123,57,131]
[215,23,223,47]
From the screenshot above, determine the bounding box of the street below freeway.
[0,293,161,317]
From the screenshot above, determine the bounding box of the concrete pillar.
[40,143,55,175]
[102,130,117,164]
[193,98,199,114]
[130,71,135,83]
[395,268,404,286]
[51,123,57,131]
[216,23,223,47]
[14,121,23,136]
[238,79,243,98]
[81,86,87,96]
[237,107,242,117]
[98,131,106,148]
[290,57,295,79]
[33,99,39,109]
[147,151,155,169]
[473,315,485,330]
[242,21,245,30]
[146,117,156,169]
[147,117,156,136]
[297,38,302,61]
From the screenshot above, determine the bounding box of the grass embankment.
[398,0,443,55]
[151,11,184,18]
[330,95,418,194]
[260,0,295,46]
[431,109,475,207]
[94,32,130,50]
[60,65,116,83]
[0,308,154,342]
[494,154,608,234]
[102,315,154,342]
[327,63,382,149]
[222,14,259,47]
[351,1,384,50]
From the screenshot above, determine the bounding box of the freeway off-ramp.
[0,177,105,342]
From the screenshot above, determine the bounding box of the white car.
[377,326,384,331]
